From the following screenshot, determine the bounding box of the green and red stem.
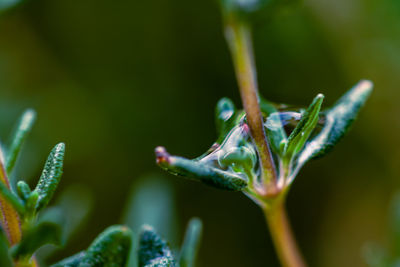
[0,159,37,267]
[224,14,307,267]
[224,17,278,197]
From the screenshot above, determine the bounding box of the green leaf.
[215,98,236,144]
[78,225,132,267]
[220,0,269,16]
[144,258,175,267]
[155,146,247,191]
[0,227,12,267]
[25,191,39,218]
[34,142,65,211]
[123,175,178,267]
[299,80,373,162]
[12,220,63,260]
[179,218,202,267]
[5,109,36,175]
[260,97,287,155]
[138,225,175,267]
[284,94,324,159]
[16,180,31,202]
[0,178,25,214]
[51,252,86,267]
[218,145,256,171]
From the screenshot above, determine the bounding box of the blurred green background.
[0,0,399,266]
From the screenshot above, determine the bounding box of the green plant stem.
[263,201,306,267]
[224,15,306,267]
[0,160,22,246]
[0,160,37,267]
[224,17,278,196]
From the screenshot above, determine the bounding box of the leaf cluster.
[156,81,373,201]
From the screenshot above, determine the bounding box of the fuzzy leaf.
[5,109,36,174]
[284,94,324,159]
[144,258,175,267]
[12,220,63,260]
[51,252,86,267]
[155,147,247,191]
[34,142,65,211]
[179,218,202,267]
[299,80,373,162]
[0,228,12,267]
[139,225,175,267]
[78,225,132,267]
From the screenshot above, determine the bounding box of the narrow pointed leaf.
[51,252,86,267]
[78,225,132,267]
[139,225,175,267]
[284,94,324,159]
[5,109,36,174]
[299,80,373,162]
[215,98,236,143]
[0,228,12,267]
[34,142,65,211]
[179,218,202,267]
[155,147,247,191]
[12,220,63,260]
[260,98,287,155]
[123,175,178,267]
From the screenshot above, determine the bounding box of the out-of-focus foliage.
[0,110,68,264]
[0,110,134,266]
[122,174,202,267]
[179,218,202,267]
[155,80,372,205]
[0,0,22,13]
[364,194,400,267]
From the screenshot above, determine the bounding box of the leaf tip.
[22,109,36,124]
[55,142,66,152]
[155,146,171,167]
[358,79,374,92]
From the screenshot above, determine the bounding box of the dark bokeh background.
[0,0,399,266]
